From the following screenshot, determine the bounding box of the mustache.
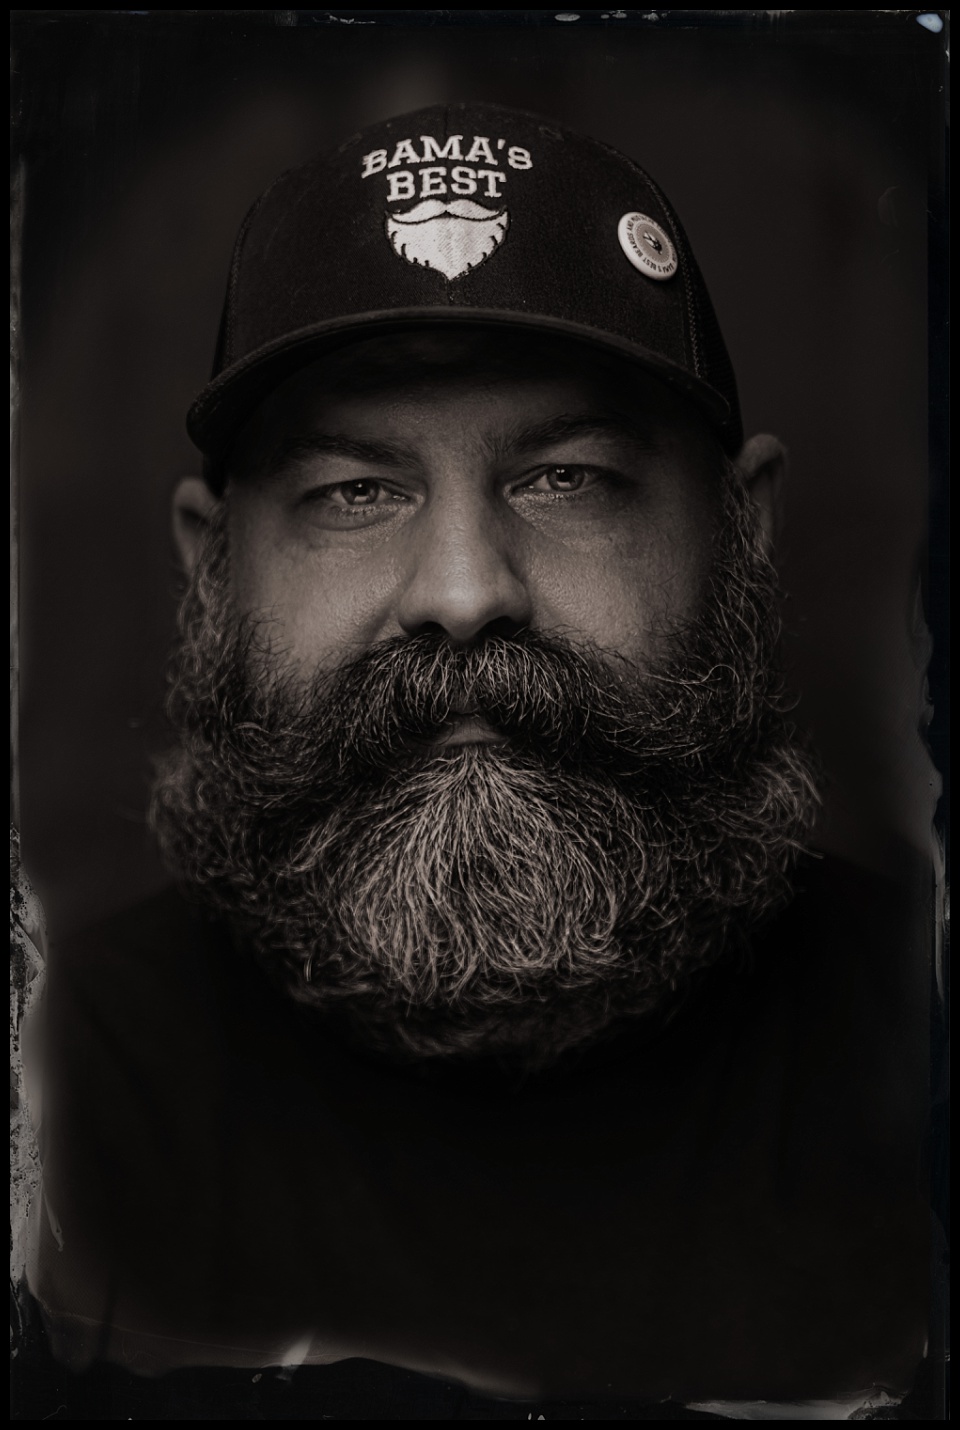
[178,621,781,814]
[316,632,750,760]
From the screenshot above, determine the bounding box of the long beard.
[150,470,818,1069]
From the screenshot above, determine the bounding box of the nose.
[396,494,533,644]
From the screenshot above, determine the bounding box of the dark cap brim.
[187,307,738,487]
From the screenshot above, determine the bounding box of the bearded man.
[28,104,931,1414]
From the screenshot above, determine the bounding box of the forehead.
[229,327,716,473]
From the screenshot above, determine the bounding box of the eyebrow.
[494,412,659,460]
[264,432,414,479]
[262,411,658,482]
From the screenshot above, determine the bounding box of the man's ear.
[172,477,221,575]
[732,434,787,554]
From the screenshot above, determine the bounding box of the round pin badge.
[617,213,678,281]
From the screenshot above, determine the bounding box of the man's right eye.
[300,480,409,518]
[322,480,385,507]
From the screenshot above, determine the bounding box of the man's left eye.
[522,466,599,494]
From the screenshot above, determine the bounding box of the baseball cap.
[188,101,742,485]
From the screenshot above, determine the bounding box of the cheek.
[227,503,401,671]
[527,510,714,661]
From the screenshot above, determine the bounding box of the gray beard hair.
[150,465,819,1070]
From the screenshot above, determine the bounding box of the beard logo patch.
[359,132,532,281]
[385,198,509,281]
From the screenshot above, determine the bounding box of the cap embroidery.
[385,199,509,281]
[361,132,532,281]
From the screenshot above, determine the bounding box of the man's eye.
[298,479,409,527]
[522,466,599,494]
[324,480,387,507]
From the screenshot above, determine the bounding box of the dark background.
[12,10,948,940]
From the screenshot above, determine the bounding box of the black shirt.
[28,852,932,1408]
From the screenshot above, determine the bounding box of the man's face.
[224,330,720,690]
[155,328,815,1070]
